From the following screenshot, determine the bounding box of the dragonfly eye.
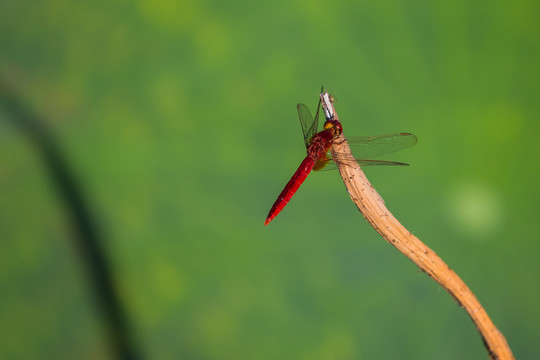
[324,121,342,137]
[334,122,342,136]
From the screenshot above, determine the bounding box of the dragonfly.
[264,92,417,226]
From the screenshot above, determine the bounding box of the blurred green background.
[1,0,539,359]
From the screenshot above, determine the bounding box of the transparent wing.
[316,159,410,171]
[297,101,321,147]
[335,133,418,160]
[313,133,417,172]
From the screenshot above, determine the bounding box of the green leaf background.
[1,0,539,359]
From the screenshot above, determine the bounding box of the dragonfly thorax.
[307,131,332,159]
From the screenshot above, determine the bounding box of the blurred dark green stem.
[0,82,141,360]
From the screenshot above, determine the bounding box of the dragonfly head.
[323,120,342,138]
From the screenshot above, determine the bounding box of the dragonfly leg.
[333,138,347,145]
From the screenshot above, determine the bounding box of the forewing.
[314,133,417,171]
[334,133,418,160]
[297,102,320,147]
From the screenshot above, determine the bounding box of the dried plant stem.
[325,94,514,360]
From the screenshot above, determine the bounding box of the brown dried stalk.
[321,91,514,360]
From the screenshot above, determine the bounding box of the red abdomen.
[264,156,315,226]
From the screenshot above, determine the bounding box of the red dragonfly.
[264,93,417,226]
